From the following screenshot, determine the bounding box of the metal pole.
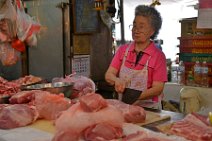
[69,0,74,74]
[120,0,125,44]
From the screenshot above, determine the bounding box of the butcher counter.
[0,109,185,141]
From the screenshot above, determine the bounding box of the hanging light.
[150,0,161,7]
[94,0,104,11]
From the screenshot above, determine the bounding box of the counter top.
[0,110,184,141]
[142,108,184,131]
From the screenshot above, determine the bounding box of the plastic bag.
[0,0,17,42]
[52,74,96,99]
[16,0,41,42]
[0,43,20,66]
[0,0,16,21]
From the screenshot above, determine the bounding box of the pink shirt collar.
[128,41,157,56]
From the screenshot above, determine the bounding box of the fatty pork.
[9,90,40,104]
[0,104,38,129]
[34,91,72,120]
[123,130,174,141]
[79,93,108,112]
[107,99,146,123]
[0,76,20,97]
[52,93,124,141]
[169,113,212,141]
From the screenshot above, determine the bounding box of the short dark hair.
[135,5,162,39]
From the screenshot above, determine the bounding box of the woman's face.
[131,15,154,43]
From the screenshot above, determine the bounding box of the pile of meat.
[52,93,146,141]
[0,74,98,130]
[0,75,42,98]
[0,90,72,129]
[169,113,212,141]
[11,75,42,86]
[0,76,20,97]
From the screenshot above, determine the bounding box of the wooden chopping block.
[29,111,170,133]
[29,120,55,133]
[137,111,171,126]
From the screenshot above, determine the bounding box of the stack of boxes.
[178,17,212,87]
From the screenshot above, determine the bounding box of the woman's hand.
[114,78,126,93]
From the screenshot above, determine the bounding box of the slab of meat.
[84,122,123,141]
[121,123,188,141]
[169,113,212,141]
[0,76,20,97]
[107,99,146,123]
[79,93,108,112]
[0,104,39,129]
[34,91,72,120]
[53,93,124,141]
[123,130,174,141]
[12,75,42,86]
[9,90,41,104]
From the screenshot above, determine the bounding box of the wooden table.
[142,108,185,131]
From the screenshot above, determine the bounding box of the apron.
[118,43,162,109]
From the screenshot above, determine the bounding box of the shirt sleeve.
[152,52,168,82]
[110,45,125,71]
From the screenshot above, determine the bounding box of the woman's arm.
[105,66,126,93]
[138,81,165,100]
[105,66,118,85]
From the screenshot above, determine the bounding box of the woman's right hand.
[114,78,126,93]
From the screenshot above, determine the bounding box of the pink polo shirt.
[110,41,167,89]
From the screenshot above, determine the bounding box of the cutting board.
[137,111,171,126]
[29,111,170,133]
[29,120,55,133]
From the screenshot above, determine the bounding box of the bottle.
[201,61,209,87]
[171,65,178,83]
[193,61,202,86]
[186,71,194,86]
[177,61,185,85]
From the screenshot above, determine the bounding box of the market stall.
[1,0,212,141]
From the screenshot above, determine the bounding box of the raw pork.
[0,76,20,97]
[9,90,40,104]
[169,113,212,141]
[34,91,71,120]
[0,104,38,129]
[79,93,107,112]
[12,75,42,86]
[123,131,173,141]
[84,123,123,141]
[107,99,146,123]
[53,93,124,141]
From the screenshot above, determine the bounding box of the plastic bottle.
[201,61,209,87]
[171,65,178,83]
[186,71,194,86]
[193,61,201,86]
[177,61,185,85]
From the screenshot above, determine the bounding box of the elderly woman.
[105,5,167,109]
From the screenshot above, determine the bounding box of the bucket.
[180,87,201,114]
